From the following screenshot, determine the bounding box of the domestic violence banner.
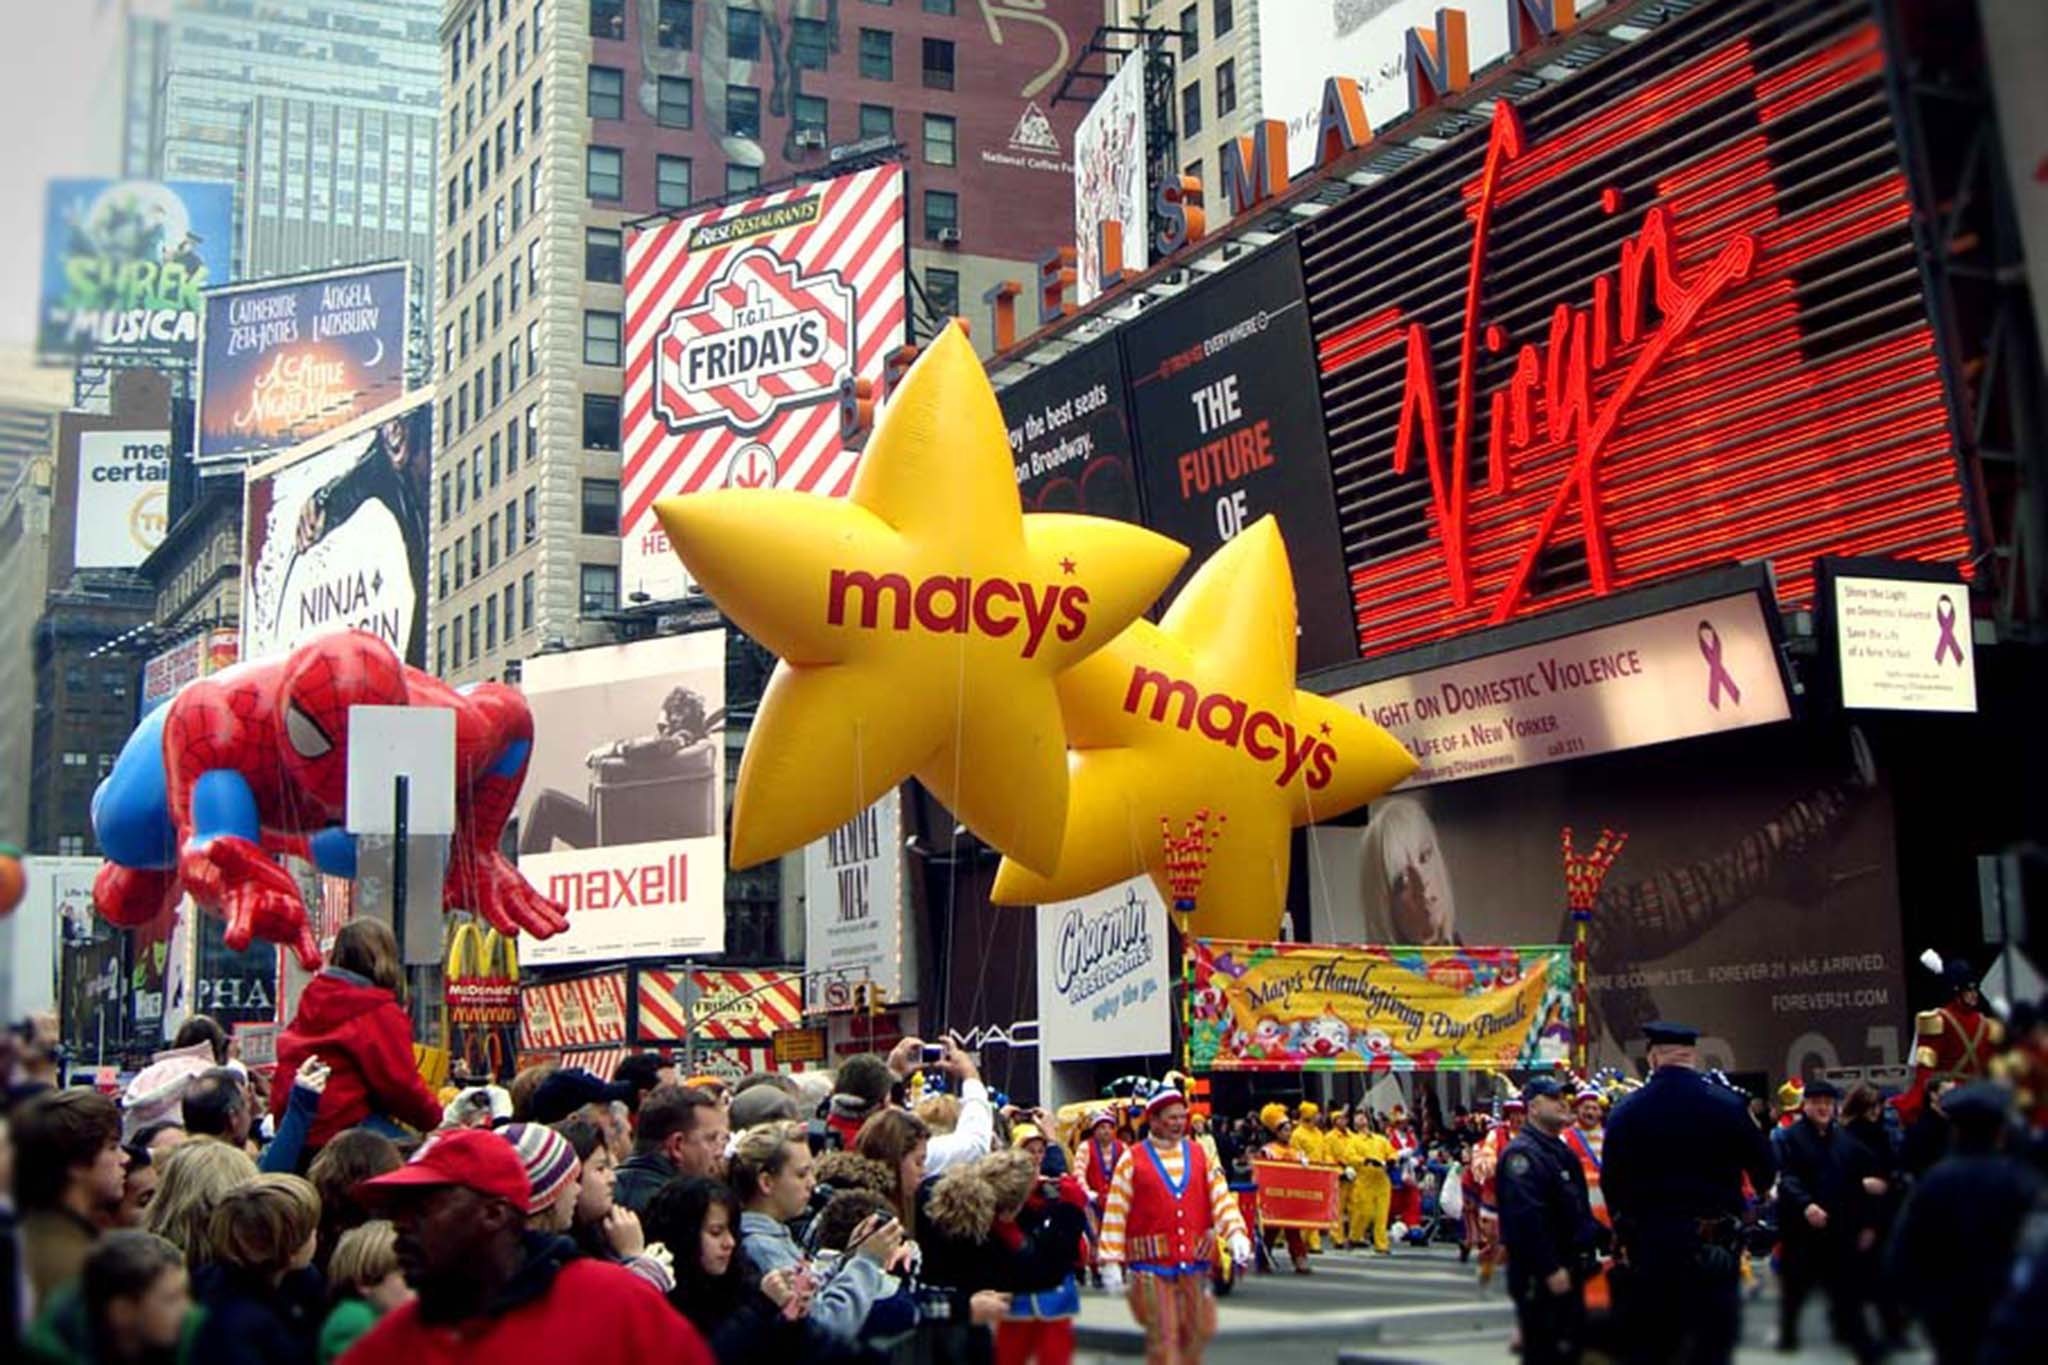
[1251,1159,1343,1230]
[1330,589,1793,788]
[1123,241,1355,671]
[1186,939,1573,1073]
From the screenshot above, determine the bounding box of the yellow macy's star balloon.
[654,325,1187,875]
[991,516,1417,938]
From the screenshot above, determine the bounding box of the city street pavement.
[1068,1244,1934,1364]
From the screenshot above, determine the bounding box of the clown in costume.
[1471,1098,1525,1285]
[1098,1090,1252,1365]
[1386,1105,1424,1228]
[1561,1086,1612,1313]
[1076,1108,1126,1268]
[1348,1111,1396,1255]
[1254,1105,1312,1274]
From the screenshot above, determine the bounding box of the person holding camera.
[731,1121,902,1344]
[1498,1077,1605,1365]
[886,1038,996,1177]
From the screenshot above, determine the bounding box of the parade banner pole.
[1560,827,1628,1075]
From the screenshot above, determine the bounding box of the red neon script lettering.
[1391,103,1759,622]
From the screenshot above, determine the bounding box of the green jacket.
[317,1299,380,1365]
[23,1280,200,1365]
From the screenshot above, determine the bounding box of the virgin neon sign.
[1308,15,1973,660]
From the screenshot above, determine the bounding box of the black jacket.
[1498,1127,1602,1283]
[915,1177,1088,1296]
[187,1263,324,1365]
[1887,1153,2043,1357]
[1605,1066,1775,1243]
[1774,1118,1878,1245]
[613,1150,680,1215]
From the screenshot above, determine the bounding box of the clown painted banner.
[621,162,908,602]
[1186,939,1573,1073]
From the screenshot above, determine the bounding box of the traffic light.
[852,983,869,1013]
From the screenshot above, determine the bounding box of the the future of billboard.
[514,631,727,965]
[241,396,433,666]
[1124,242,1356,671]
[1302,5,1974,659]
[197,262,409,465]
[72,430,170,570]
[621,163,907,602]
[38,178,234,364]
[1072,51,1149,305]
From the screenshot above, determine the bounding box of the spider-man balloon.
[90,631,570,968]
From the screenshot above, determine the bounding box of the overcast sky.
[0,2,120,350]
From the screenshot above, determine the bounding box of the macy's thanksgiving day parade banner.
[1186,939,1574,1073]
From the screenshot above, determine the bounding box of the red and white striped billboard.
[637,966,803,1043]
[622,163,908,602]
[519,971,630,1050]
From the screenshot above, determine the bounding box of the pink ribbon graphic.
[1934,594,1965,666]
[1698,620,1740,709]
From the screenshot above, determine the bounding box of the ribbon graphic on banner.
[1698,620,1741,709]
[1185,939,1573,1072]
[1933,594,1966,665]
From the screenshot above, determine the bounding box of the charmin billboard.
[621,163,907,602]
[197,263,409,465]
[998,336,1141,522]
[38,179,234,364]
[241,397,433,666]
[802,794,907,1011]
[1124,242,1357,671]
[141,629,240,714]
[514,631,727,964]
[73,431,170,569]
[1302,4,1975,660]
[1072,50,1149,305]
[1308,724,1905,1082]
[1035,876,1171,1063]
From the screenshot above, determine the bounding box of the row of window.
[452,0,536,88]
[587,144,958,237]
[590,0,961,54]
[435,571,540,676]
[437,483,540,598]
[438,406,537,526]
[1179,57,1238,138]
[451,0,540,155]
[1177,0,1235,59]
[589,68,958,167]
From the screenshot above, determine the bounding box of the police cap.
[1802,1078,1841,1100]
[1642,1021,1699,1046]
[1942,1081,2011,1127]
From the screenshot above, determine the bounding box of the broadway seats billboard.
[197,262,409,465]
[38,178,233,364]
[513,631,727,964]
[621,163,907,602]
[241,396,433,666]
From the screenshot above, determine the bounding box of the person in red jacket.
[273,918,444,1153]
[342,1127,706,1365]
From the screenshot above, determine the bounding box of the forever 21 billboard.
[1122,240,1357,671]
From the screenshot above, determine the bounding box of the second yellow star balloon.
[654,325,1187,875]
[990,516,1418,939]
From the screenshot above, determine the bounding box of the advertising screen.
[73,430,170,569]
[1072,52,1149,304]
[802,794,907,1011]
[997,336,1141,521]
[1301,2,1975,659]
[1036,876,1171,1064]
[141,629,241,714]
[38,178,234,364]
[241,397,433,666]
[1123,242,1356,671]
[198,262,409,465]
[1308,724,1905,1082]
[621,163,907,602]
[514,631,727,964]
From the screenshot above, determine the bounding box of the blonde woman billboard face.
[1368,802,1456,945]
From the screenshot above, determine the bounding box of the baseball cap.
[358,1127,531,1209]
[1011,1123,1044,1147]
[1521,1077,1565,1103]
[1802,1078,1842,1100]
[529,1067,635,1125]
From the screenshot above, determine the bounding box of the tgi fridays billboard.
[621,163,907,602]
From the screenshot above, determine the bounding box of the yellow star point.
[991,516,1417,938]
[655,325,1188,874]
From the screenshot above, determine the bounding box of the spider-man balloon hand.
[91,631,572,968]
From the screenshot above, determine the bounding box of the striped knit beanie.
[500,1122,580,1215]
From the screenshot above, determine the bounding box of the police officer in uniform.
[1499,1076,1603,1364]
[1602,1022,1775,1364]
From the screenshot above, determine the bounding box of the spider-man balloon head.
[276,632,410,815]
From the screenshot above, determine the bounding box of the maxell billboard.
[513,631,727,965]
[241,396,433,666]
[621,164,907,602]
[197,262,409,465]
[1124,242,1357,671]
[37,178,234,364]
[72,431,170,569]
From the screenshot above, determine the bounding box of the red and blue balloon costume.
[90,631,569,968]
